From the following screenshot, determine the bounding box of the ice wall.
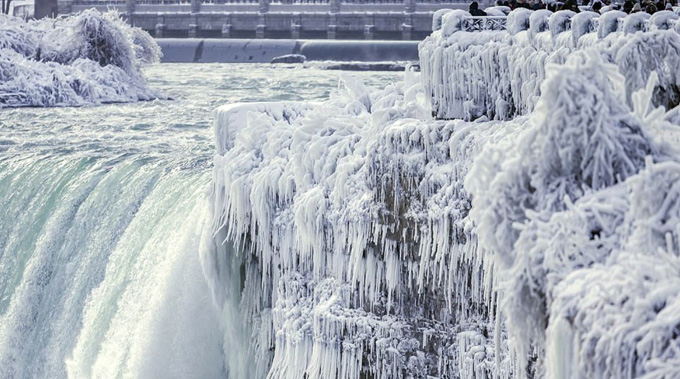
[209,9,680,379]
[0,10,160,107]
[419,9,680,120]
[208,72,516,378]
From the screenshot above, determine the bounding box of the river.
[0,63,403,379]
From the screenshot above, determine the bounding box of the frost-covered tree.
[0,10,160,107]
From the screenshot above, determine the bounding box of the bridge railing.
[68,0,477,12]
[463,16,507,31]
[270,0,330,4]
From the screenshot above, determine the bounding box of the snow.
[420,9,680,120]
[650,10,679,30]
[207,7,680,379]
[208,71,513,378]
[0,10,160,107]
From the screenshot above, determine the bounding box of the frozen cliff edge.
[207,22,680,379]
[206,71,512,378]
[0,10,160,107]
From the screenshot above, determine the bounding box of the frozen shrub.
[0,10,160,107]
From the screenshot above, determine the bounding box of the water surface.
[0,63,403,378]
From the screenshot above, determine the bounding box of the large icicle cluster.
[208,10,680,379]
[420,9,680,120]
[208,72,515,378]
[0,10,160,107]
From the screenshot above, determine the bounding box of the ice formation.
[207,8,680,379]
[207,71,513,378]
[0,10,160,107]
[419,9,680,120]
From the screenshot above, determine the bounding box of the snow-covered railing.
[271,0,330,4]
[72,0,127,4]
[420,9,680,120]
[434,12,676,33]
[135,0,192,4]
[342,0,403,4]
[413,0,471,3]
[463,16,507,31]
[71,0,476,6]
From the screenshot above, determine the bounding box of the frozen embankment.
[0,10,160,107]
[206,9,680,379]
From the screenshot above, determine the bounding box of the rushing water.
[0,63,403,379]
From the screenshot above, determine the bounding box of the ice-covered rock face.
[209,72,514,379]
[209,48,680,379]
[0,10,160,107]
[208,6,680,379]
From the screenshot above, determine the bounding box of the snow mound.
[0,10,160,107]
[271,54,306,64]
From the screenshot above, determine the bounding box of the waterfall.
[0,154,225,378]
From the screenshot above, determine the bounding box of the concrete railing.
[59,0,494,40]
[67,0,476,14]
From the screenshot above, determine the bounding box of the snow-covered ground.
[209,9,680,379]
[0,10,160,107]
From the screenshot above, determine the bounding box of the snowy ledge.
[207,47,680,378]
[420,8,680,120]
